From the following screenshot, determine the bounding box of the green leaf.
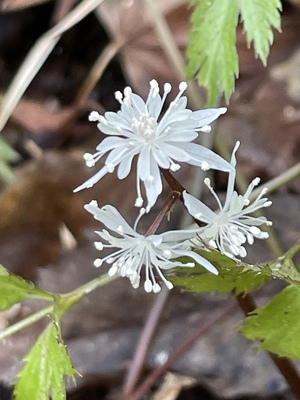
[169,249,269,295]
[255,241,300,287]
[186,0,239,105]
[239,0,282,65]
[0,136,19,183]
[240,285,300,359]
[14,318,77,400]
[0,264,53,310]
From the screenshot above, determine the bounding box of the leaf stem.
[0,273,118,340]
[0,305,53,341]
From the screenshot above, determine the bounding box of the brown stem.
[122,285,170,400]
[145,190,181,236]
[161,168,185,197]
[130,301,237,400]
[236,293,300,399]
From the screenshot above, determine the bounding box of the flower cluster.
[75,81,273,292]
[85,201,218,293]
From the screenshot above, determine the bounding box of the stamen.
[144,279,153,293]
[115,91,123,103]
[201,161,210,171]
[106,163,115,173]
[134,208,146,230]
[83,153,96,168]
[89,111,101,121]
[164,83,172,94]
[170,163,181,172]
[94,242,104,250]
[93,258,103,267]
[152,283,161,293]
[135,197,143,207]
[200,125,211,133]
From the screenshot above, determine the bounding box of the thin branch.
[130,301,237,400]
[0,273,117,341]
[122,285,169,400]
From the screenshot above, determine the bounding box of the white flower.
[74,80,232,212]
[85,201,218,293]
[183,142,273,259]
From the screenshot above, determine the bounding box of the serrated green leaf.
[186,0,239,105]
[258,241,300,287]
[14,318,76,400]
[0,264,53,310]
[169,249,269,294]
[240,285,300,359]
[239,0,282,65]
[0,136,19,183]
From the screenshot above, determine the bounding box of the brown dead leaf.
[12,99,73,134]
[97,0,189,98]
[152,372,196,400]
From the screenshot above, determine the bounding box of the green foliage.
[239,0,282,65]
[0,136,19,183]
[187,0,282,104]
[240,285,300,359]
[186,0,239,105]
[170,241,300,295]
[169,249,269,295]
[0,264,53,311]
[14,316,77,400]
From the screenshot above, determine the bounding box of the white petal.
[178,143,232,172]
[183,191,216,222]
[191,107,227,127]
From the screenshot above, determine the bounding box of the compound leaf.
[186,0,239,105]
[239,0,282,65]
[0,264,53,310]
[14,318,76,400]
[169,249,269,295]
[240,284,300,359]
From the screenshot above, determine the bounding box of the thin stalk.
[59,39,125,141]
[130,301,237,400]
[143,0,203,108]
[0,305,53,341]
[145,191,181,236]
[122,285,169,400]
[0,273,118,341]
[251,162,300,199]
[122,190,181,398]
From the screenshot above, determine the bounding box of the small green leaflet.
[169,249,269,295]
[240,285,300,359]
[265,241,300,286]
[0,136,19,183]
[186,0,239,105]
[0,264,53,310]
[13,317,77,400]
[187,0,282,104]
[239,0,282,65]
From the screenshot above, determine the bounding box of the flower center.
[131,114,158,143]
